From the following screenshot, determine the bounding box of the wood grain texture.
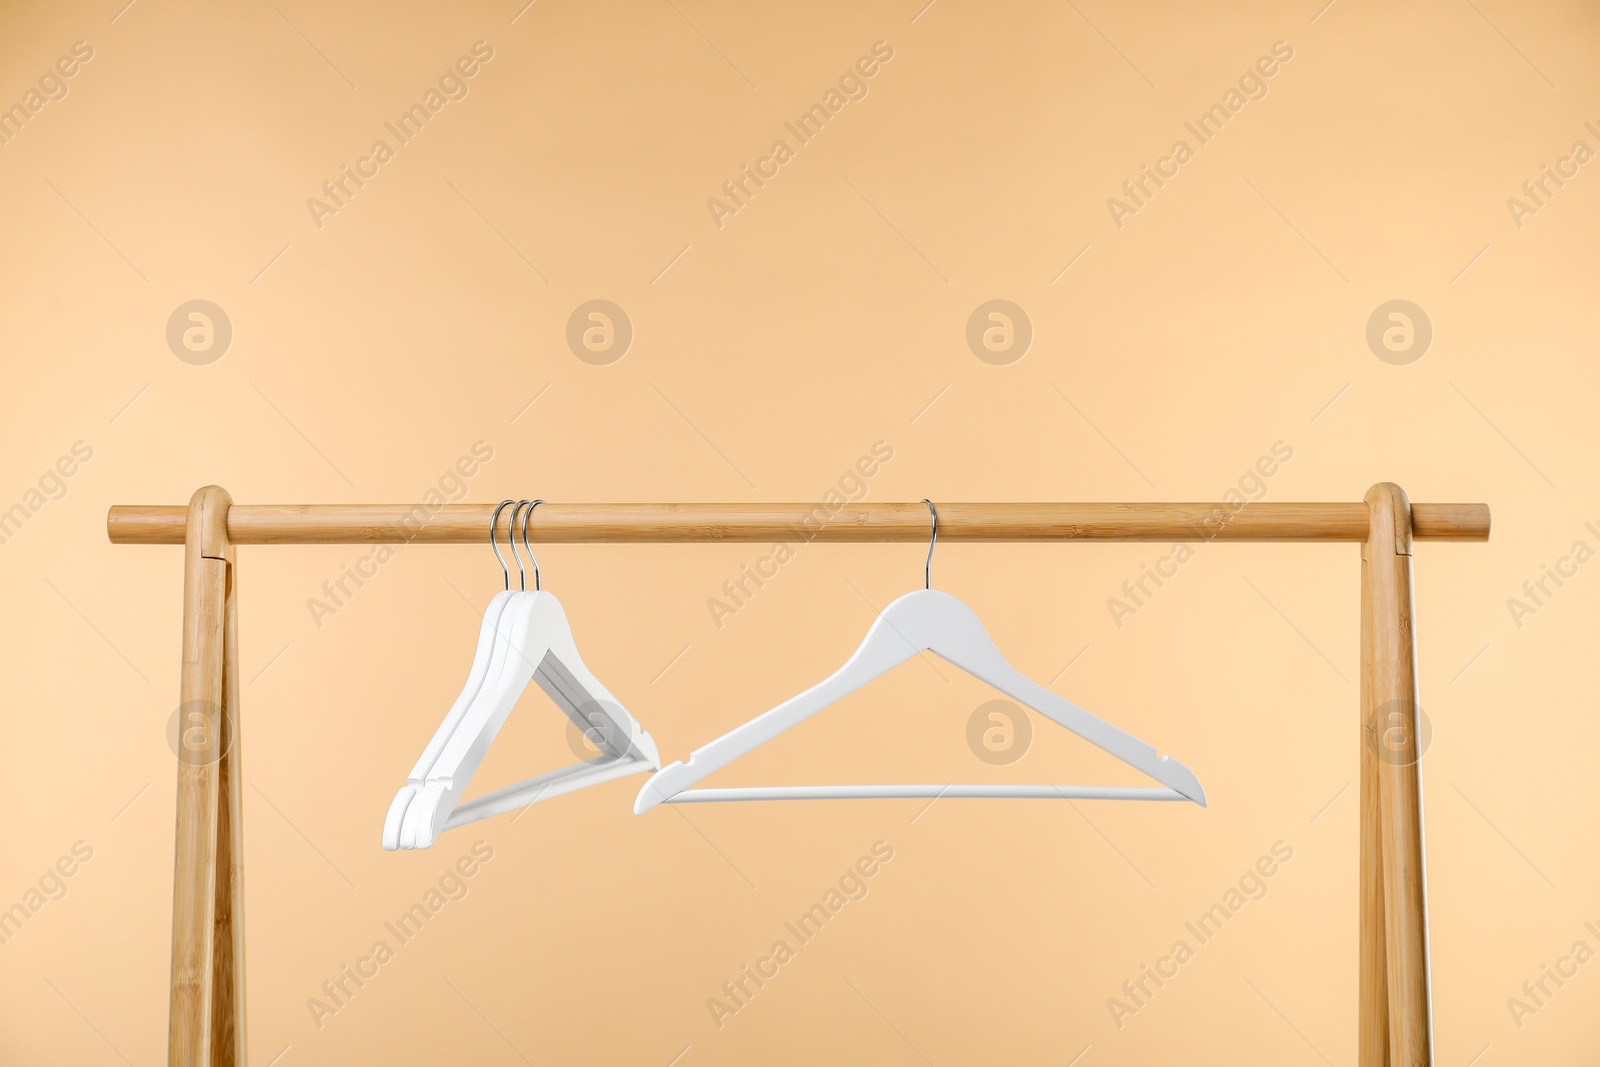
[211,542,245,1065]
[1360,541,1391,1067]
[107,500,1492,545]
[169,486,240,1067]
[1364,484,1434,1067]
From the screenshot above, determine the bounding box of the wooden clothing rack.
[107,485,1491,1067]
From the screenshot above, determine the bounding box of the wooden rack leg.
[1363,484,1433,1066]
[170,486,246,1066]
[1360,544,1390,1066]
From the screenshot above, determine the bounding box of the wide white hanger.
[635,501,1204,813]
[384,500,659,850]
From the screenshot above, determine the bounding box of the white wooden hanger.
[635,501,1204,813]
[384,500,659,850]
[382,500,519,849]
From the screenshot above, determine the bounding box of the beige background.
[1,0,1597,1063]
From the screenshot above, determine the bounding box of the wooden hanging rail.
[111,486,1487,1067]
[107,500,1491,545]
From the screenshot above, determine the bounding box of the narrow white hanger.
[384,500,659,850]
[382,500,518,849]
[635,501,1204,813]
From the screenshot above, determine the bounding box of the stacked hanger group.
[383,500,659,850]
[385,500,1204,851]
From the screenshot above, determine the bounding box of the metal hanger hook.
[922,499,937,590]
[506,500,532,590]
[519,500,545,591]
[489,500,516,590]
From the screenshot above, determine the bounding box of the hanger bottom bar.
[666,785,1191,802]
[444,757,655,829]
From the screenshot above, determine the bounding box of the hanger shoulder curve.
[632,594,931,813]
[909,592,1205,804]
[405,590,514,784]
[383,590,515,850]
